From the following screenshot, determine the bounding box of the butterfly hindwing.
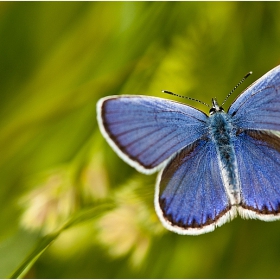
[155,139,235,235]
[97,95,208,174]
[234,130,280,220]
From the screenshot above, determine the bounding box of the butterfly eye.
[209,106,224,115]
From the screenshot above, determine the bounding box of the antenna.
[221,71,252,106]
[162,90,210,108]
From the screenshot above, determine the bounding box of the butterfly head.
[209,98,224,115]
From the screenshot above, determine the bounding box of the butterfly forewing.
[97,95,208,174]
[229,65,280,131]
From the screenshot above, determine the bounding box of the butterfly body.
[97,65,280,235]
[208,108,241,205]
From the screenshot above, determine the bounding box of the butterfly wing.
[229,65,280,220]
[228,65,280,131]
[155,139,236,235]
[97,95,208,174]
[233,131,280,220]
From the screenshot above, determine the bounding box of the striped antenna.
[162,90,210,108]
[221,71,252,106]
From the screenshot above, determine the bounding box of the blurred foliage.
[1,1,280,278]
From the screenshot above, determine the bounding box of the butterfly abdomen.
[208,112,241,205]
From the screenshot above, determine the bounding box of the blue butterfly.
[97,65,280,235]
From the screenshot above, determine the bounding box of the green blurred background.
[0,1,280,278]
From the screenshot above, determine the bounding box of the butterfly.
[97,65,280,235]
